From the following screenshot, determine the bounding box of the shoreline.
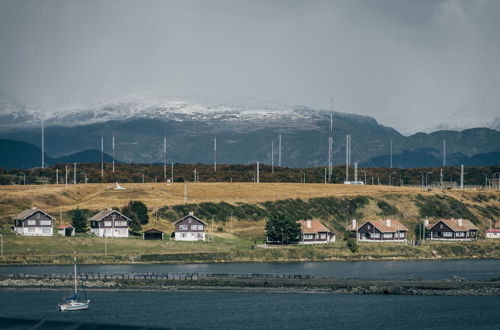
[1,277,499,296]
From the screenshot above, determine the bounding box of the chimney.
[424,219,429,227]
[386,219,392,227]
[189,211,194,216]
[31,206,37,210]
[351,219,357,229]
[306,220,312,229]
[457,218,463,227]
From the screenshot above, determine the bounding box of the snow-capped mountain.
[0,90,40,130]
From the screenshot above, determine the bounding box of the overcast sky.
[0,0,499,133]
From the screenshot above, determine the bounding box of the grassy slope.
[0,183,499,264]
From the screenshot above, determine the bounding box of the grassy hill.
[0,182,498,264]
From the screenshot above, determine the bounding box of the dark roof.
[347,219,408,233]
[174,214,208,226]
[143,228,164,234]
[89,209,131,222]
[14,207,55,221]
[428,219,478,232]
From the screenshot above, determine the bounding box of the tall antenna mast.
[328,97,333,181]
[112,131,115,173]
[163,135,167,182]
[345,134,350,181]
[271,140,274,173]
[213,136,217,172]
[443,140,446,167]
[278,134,282,167]
[41,118,45,168]
[100,134,104,180]
[390,139,393,169]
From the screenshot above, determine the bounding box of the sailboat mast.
[74,253,77,294]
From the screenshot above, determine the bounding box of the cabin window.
[36,213,40,218]
[40,220,51,226]
[188,218,192,223]
[370,233,380,238]
[383,233,393,239]
[115,221,127,226]
[456,232,465,237]
[443,232,453,237]
[439,224,443,229]
[320,234,326,239]
[42,228,51,234]
[367,225,371,229]
[104,221,112,227]
[191,225,203,230]
[27,220,36,226]
[28,227,35,232]
[304,234,314,239]
[179,225,188,230]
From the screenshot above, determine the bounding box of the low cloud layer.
[0,0,498,133]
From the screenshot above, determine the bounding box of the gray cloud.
[0,0,499,133]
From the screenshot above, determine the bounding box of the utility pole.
[278,134,282,167]
[100,134,104,181]
[163,136,167,182]
[256,162,260,183]
[112,132,115,173]
[271,140,274,173]
[73,163,76,184]
[440,168,443,187]
[443,140,446,167]
[214,137,217,172]
[345,134,350,181]
[460,164,464,189]
[56,168,59,185]
[41,118,45,168]
[354,161,358,182]
[390,139,393,169]
[184,182,188,203]
[324,168,327,184]
[171,162,174,183]
[65,166,68,188]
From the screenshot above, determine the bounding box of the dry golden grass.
[0,182,498,219]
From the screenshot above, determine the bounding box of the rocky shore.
[1,272,499,296]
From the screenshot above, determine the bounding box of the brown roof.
[89,209,131,222]
[14,207,55,220]
[494,221,500,229]
[428,218,478,232]
[297,220,333,234]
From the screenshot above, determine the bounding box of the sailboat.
[57,253,90,311]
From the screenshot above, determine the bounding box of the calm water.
[0,290,499,329]
[1,259,500,280]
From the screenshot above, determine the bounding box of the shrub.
[265,212,301,244]
[71,208,87,233]
[377,200,397,216]
[346,238,358,253]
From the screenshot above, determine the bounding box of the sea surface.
[1,259,499,280]
[0,290,499,329]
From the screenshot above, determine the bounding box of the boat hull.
[58,301,90,311]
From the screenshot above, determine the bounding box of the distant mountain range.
[0,139,114,169]
[0,90,499,169]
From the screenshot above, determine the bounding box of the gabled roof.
[174,214,207,226]
[14,207,55,221]
[297,220,333,234]
[58,225,74,229]
[143,228,164,234]
[89,209,131,222]
[355,219,408,233]
[428,219,478,232]
[486,228,500,233]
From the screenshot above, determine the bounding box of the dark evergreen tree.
[122,200,149,232]
[264,212,300,244]
[71,208,87,233]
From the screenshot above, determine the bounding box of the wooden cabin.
[174,212,207,241]
[89,208,131,238]
[427,218,478,241]
[143,228,164,240]
[13,207,54,236]
[297,219,335,244]
[346,219,408,242]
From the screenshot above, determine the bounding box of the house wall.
[299,232,335,244]
[14,211,53,236]
[174,216,206,241]
[486,232,500,239]
[90,212,129,237]
[357,222,406,242]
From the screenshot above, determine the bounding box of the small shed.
[143,228,164,240]
[58,225,75,237]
